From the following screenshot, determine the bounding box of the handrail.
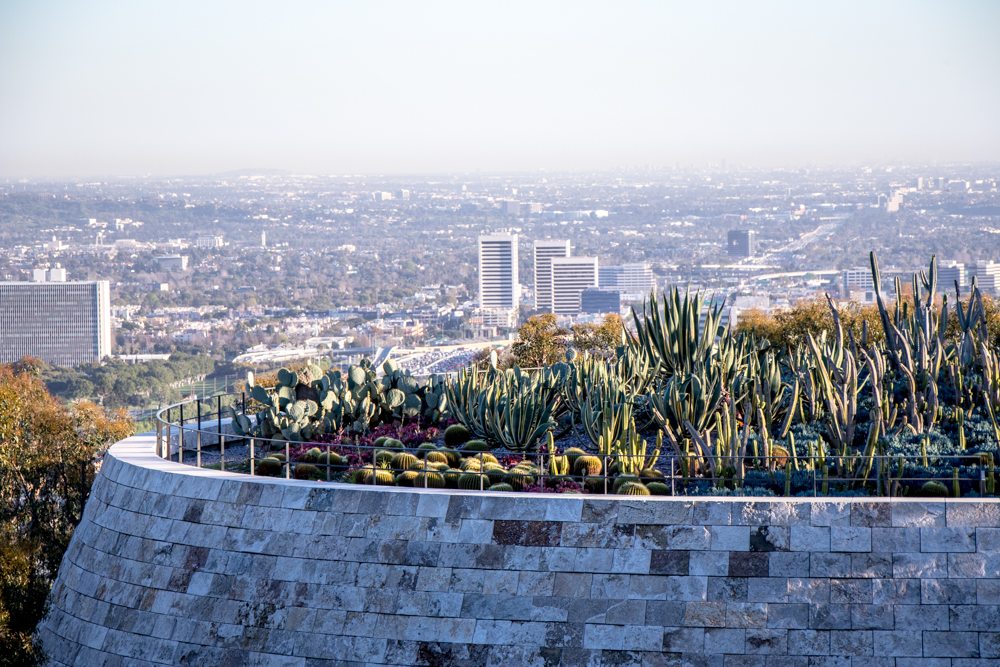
[154,391,996,497]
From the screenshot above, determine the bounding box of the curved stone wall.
[38,434,1000,666]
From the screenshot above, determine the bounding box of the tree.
[510,314,570,367]
[0,363,133,665]
[735,298,885,349]
[571,314,624,358]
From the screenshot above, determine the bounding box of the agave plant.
[630,287,727,379]
[446,365,563,452]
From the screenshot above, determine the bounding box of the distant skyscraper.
[478,233,519,312]
[533,240,570,312]
[195,234,224,249]
[842,268,875,301]
[580,287,621,314]
[937,261,966,293]
[0,279,112,366]
[500,200,521,216]
[727,230,755,258]
[156,255,189,272]
[969,261,1000,296]
[599,262,655,301]
[551,257,598,316]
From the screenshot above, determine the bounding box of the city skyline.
[2,1,999,178]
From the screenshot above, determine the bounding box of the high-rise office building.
[842,268,875,301]
[0,279,112,366]
[478,233,519,313]
[551,257,598,316]
[727,230,756,258]
[533,240,570,312]
[969,261,1000,296]
[580,287,622,314]
[937,261,966,293]
[195,234,224,249]
[598,262,655,301]
[156,255,189,272]
[500,200,521,216]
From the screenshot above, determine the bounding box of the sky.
[1,1,998,178]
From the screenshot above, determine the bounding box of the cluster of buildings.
[840,260,1000,302]
[475,233,656,329]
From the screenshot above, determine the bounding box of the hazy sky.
[1,1,998,178]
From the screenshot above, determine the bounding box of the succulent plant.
[459,458,483,471]
[396,470,420,487]
[425,451,450,465]
[484,465,507,486]
[646,481,670,495]
[444,424,472,448]
[443,468,463,488]
[461,439,491,452]
[574,455,603,476]
[505,468,535,491]
[446,365,564,452]
[458,472,488,490]
[293,463,319,480]
[488,483,514,492]
[438,447,461,466]
[415,472,446,489]
[319,451,345,469]
[612,474,640,493]
[256,457,282,477]
[919,480,949,497]
[391,452,420,472]
[618,481,651,496]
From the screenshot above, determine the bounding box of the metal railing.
[154,392,997,497]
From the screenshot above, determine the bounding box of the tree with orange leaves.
[0,361,132,665]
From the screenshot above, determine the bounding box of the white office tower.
[32,266,68,283]
[599,262,655,302]
[533,240,570,311]
[0,279,112,366]
[478,233,520,324]
[969,261,1000,296]
[551,257,598,316]
[937,262,966,293]
[842,268,875,301]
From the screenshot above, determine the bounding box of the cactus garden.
[223,252,1000,498]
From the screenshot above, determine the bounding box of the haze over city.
[2,0,999,178]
